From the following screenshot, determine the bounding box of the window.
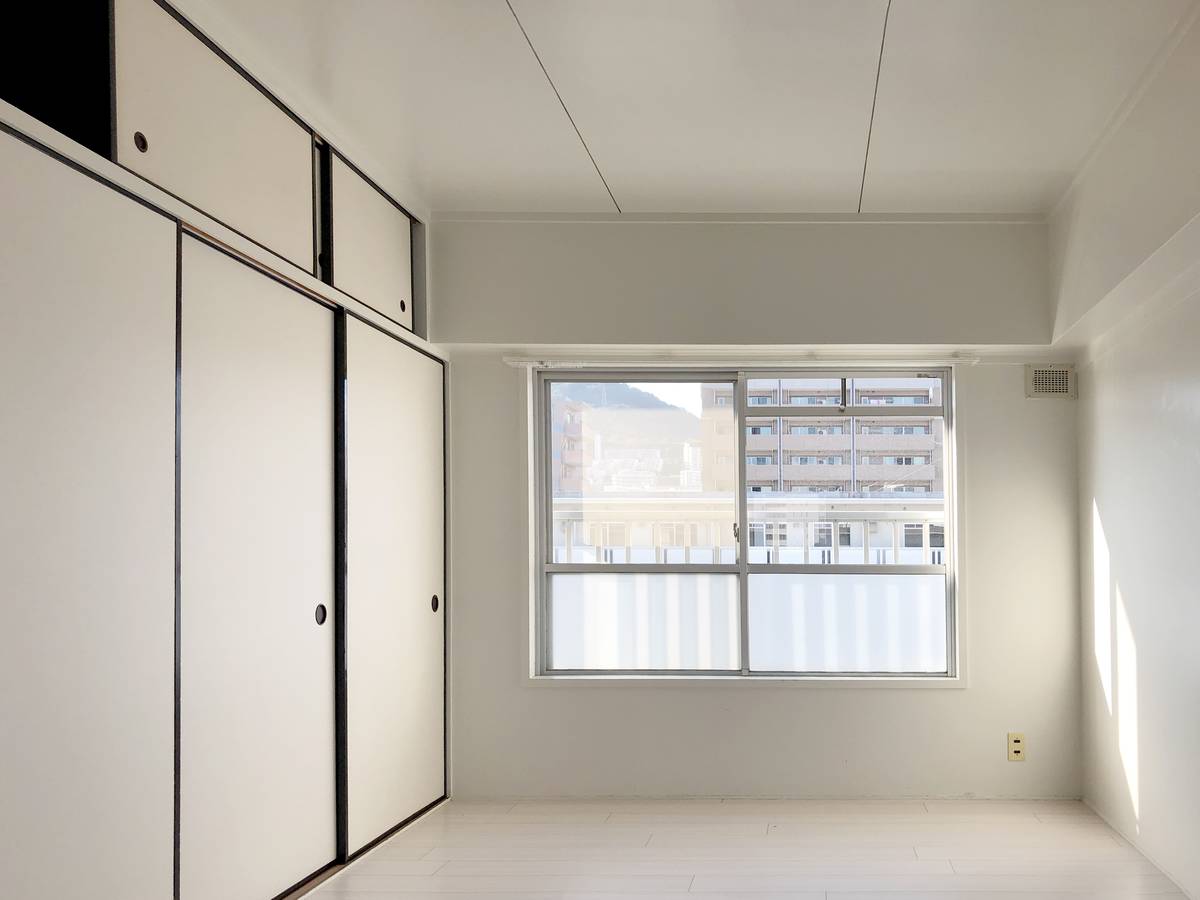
[537,370,954,677]
[859,482,931,494]
[791,423,843,435]
[787,482,845,493]
[790,454,842,466]
[903,524,924,548]
[749,523,787,545]
[782,482,849,496]
[857,392,932,405]
[929,523,946,564]
[861,454,928,466]
[789,394,840,405]
[930,524,945,547]
[862,422,929,435]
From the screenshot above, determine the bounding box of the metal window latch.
[733,522,740,542]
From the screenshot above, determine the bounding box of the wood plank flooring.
[310,798,1181,898]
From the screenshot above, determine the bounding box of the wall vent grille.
[1025,364,1076,399]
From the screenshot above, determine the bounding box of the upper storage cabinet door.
[113,0,314,272]
[331,154,413,329]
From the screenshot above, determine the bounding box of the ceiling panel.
[861,0,1193,213]
[181,0,1192,216]
[510,0,889,213]
[178,0,615,212]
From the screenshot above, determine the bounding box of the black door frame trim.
[173,220,183,900]
[333,308,349,863]
[107,0,118,160]
[318,141,335,286]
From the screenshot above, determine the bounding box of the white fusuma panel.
[115,0,315,271]
[179,236,335,900]
[332,154,413,328]
[0,129,176,899]
[345,315,444,852]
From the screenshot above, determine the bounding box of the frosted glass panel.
[749,574,947,673]
[550,574,739,671]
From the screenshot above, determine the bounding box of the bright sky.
[630,383,703,417]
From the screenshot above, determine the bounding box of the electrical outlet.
[1008,732,1026,761]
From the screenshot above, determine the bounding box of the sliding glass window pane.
[855,415,945,563]
[743,411,949,568]
[851,376,941,407]
[748,573,947,673]
[749,377,843,406]
[748,405,850,563]
[549,381,736,564]
[549,573,739,671]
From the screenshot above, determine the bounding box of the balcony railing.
[554,511,947,567]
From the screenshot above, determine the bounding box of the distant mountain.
[552,381,677,412]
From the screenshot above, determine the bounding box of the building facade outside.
[549,377,945,567]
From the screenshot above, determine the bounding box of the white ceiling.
[863,0,1194,213]
[183,0,1194,215]
[509,0,888,213]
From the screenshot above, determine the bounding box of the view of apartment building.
[549,376,946,566]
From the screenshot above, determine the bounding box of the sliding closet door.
[180,236,335,900]
[0,131,175,898]
[345,316,445,854]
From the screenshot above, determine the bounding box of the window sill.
[526,673,966,689]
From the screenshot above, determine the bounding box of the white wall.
[1045,11,1200,891]
[448,349,1079,798]
[1050,8,1200,343]
[1076,287,1200,898]
[430,220,1050,345]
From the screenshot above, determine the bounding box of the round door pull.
[133,131,149,153]
[315,604,327,625]
[431,594,439,612]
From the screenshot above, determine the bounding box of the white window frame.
[532,367,958,680]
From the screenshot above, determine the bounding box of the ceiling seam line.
[505,0,622,214]
[858,0,893,215]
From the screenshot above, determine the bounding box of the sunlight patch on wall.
[1115,586,1140,825]
[1092,501,1113,713]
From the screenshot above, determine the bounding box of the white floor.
[312,798,1181,899]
